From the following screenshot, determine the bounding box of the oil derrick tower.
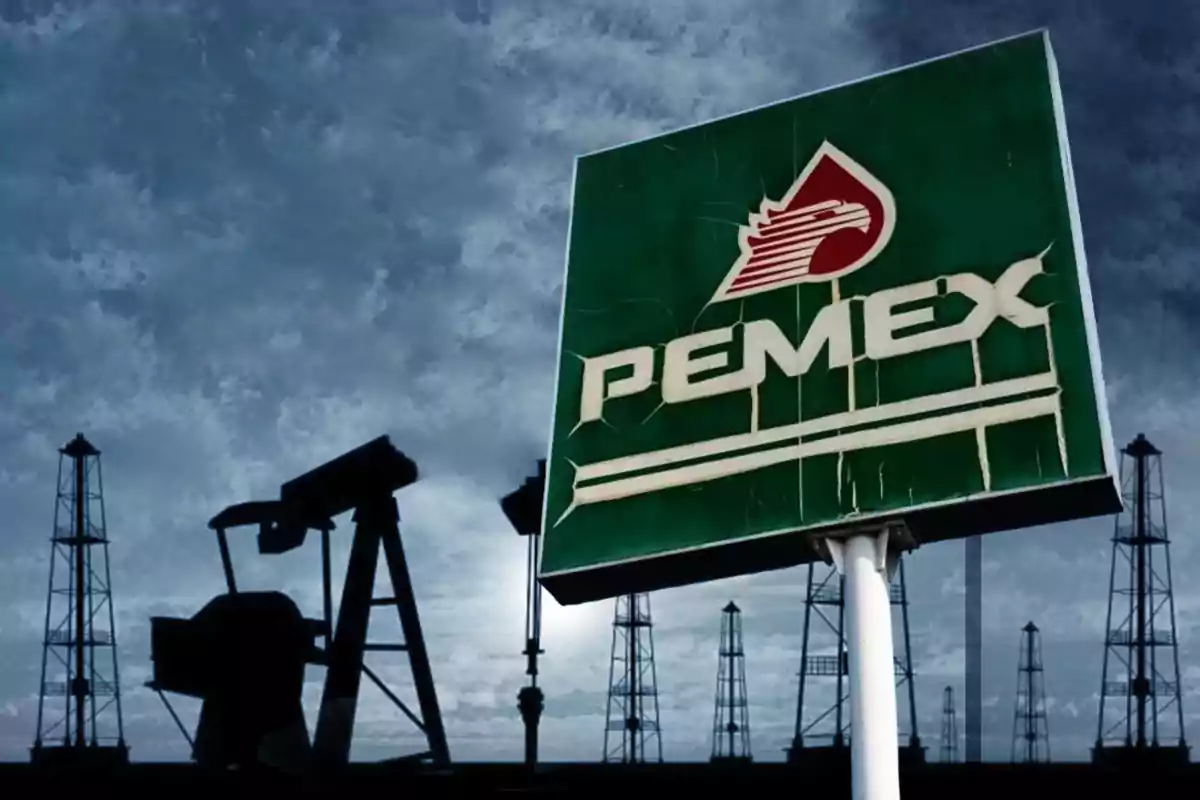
[711,602,751,763]
[603,593,663,763]
[786,559,923,766]
[940,686,958,763]
[1094,433,1189,767]
[1011,622,1050,763]
[32,434,128,767]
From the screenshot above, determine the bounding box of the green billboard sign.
[539,31,1120,605]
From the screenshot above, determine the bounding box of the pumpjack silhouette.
[147,436,449,773]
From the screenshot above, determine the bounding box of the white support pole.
[825,529,902,800]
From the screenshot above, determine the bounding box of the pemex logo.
[711,141,896,304]
[561,137,1063,522]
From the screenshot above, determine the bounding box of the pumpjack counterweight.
[32,434,128,767]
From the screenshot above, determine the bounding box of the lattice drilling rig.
[32,433,128,767]
[710,601,752,763]
[940,687,958,763]
[786,558,924,768]
[1093,434,1189,767]
[1011,621,1050,763]
[603,593,663,764]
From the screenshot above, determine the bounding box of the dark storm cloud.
[0,0,1196,764]
[857,1,1200,389]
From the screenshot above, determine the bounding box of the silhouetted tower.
[940,686,958,763]
[603,593,662,763]
[787,560,921,761]
[711,601,752,762]
[500,459,547,769]
[1094,434,1189,765]
[1011,621,1050,763]
[32,434,128,766]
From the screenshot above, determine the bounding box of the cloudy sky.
[1,0,1198,765]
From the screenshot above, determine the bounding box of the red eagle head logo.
[710,141,897,304]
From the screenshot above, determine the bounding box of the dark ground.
[1,761,1198,797]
